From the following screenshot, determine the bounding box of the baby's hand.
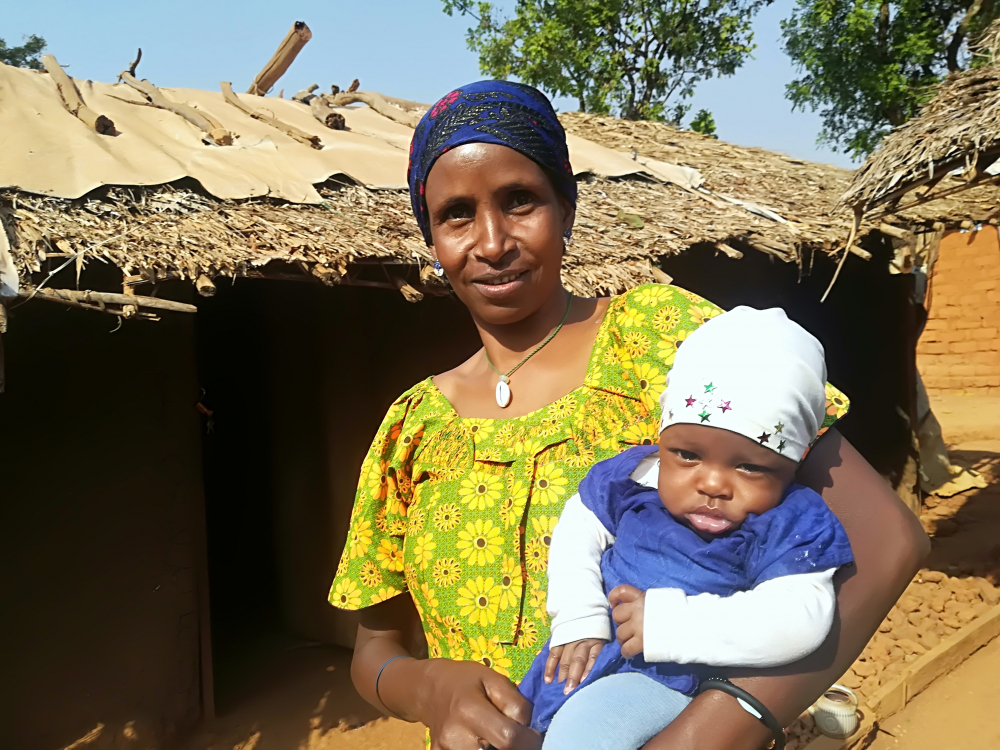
[544,638,607,694]
[609,584,646,659]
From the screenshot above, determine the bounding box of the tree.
[0,33,47,69]
[689,108,718,137]
[442,0,772,123]
[782,1,1000,158]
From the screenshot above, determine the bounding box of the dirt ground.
[865,636,1000,750]
[183,642,424,750]
[175,393,1000,750]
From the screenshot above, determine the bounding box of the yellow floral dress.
[330,284,849,684]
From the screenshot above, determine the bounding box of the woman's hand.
[413,658,541,750]
[609,584,646,658]
[544,638,607,693]
[352,595,540,750]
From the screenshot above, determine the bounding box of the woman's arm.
[642,430,930,750]
[351,595,542,750]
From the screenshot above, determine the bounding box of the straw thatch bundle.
[8,109,995,320]
[2,114,873,308]
[841,20,1000,218]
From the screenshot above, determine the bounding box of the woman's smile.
[472,269,530,299]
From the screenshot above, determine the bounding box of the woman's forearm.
[643,430,929,749]
[351,595,427,722]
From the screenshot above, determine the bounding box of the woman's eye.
[443,203,473,222]
[508,190,534,209]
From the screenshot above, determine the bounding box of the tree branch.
[119,72,233,145]
[947,0,987,72]
[127,48,142,78]
[326,91,422,128]
[247,21,312,95]
[220,81,322,149]
[42,54,115,135]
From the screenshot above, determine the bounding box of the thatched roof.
[841,21,1000,220]
[561,113,857,255]
[6,57,983,319]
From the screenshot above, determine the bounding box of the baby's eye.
[672,449,699,462]
[738,463,770,475]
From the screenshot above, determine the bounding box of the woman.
[330,81,928,750]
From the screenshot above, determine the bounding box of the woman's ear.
[560,197,576,235]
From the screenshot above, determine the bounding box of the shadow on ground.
[180,641,424,750]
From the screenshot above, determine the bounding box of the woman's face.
[423,143,575,325]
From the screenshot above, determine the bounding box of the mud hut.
[840,21,1000,398]
[0,56,955,748]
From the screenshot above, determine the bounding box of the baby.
[518,306,854,750]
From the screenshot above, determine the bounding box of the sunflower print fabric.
[329,283,849,686]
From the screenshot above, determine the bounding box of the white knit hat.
[659,306,827,462]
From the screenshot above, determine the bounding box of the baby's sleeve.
[643,569,838,667]
[547,494,616,646]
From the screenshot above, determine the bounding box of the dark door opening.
[196,279,285,714]
[192,277,481,744]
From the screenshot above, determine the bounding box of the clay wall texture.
[918,227,1000,393]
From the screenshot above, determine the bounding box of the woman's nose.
[472,208,510,263]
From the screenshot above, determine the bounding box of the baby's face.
[657,423,797,539]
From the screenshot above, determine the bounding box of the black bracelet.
[698,677,785,750]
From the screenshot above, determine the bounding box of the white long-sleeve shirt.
[547,454,838,667]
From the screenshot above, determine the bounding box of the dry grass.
[7,108,998,305]
[841,21,1000,219]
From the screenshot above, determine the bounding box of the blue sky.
[3,0,855,169]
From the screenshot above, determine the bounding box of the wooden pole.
[119,73,233,146]
[326,91,421,128]
[309,97,346,130]
[18,286,197,314]
[246,21,312,96]
[41,54,115,135]
[879,222,915,242]
[220,82,321,149]
[381,93,430,115]
[195,275,217,297]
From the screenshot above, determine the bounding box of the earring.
[433,259,445,277]
[563,229,573,247]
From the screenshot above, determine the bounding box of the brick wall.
[918,227,1000,393]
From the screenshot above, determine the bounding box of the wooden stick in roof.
[324,91,421,129]
[247,21,312,96]
[17,286,197,315]
[118,72,233,146]
[221,81,322,149]
[41,55,115,136]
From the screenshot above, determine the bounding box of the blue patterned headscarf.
[407,80,577,245]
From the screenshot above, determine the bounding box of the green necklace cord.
[484,292,574,384]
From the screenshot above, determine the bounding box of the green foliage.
[0,33,46,69]
[782,0,1000,158]
[442,0,771,122]
[689,108,718,136]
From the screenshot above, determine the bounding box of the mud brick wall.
[918,227,1000,393]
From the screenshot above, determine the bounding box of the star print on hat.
[659,306,828,461]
